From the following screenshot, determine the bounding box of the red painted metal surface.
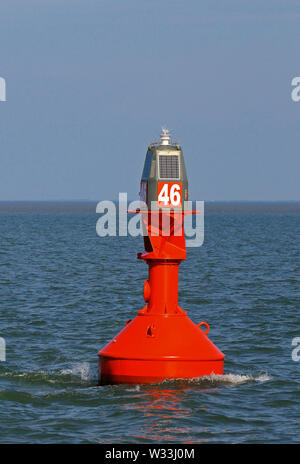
[98,211,225,384]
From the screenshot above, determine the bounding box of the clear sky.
[0,0,299,201]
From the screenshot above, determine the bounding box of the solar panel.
[159,155,179,179]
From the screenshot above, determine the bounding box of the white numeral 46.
[158,184,181,206]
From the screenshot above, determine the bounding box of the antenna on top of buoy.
[160,127,171,145]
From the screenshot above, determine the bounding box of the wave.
[60,362,94,382]
[161,372,272,386]
[0,362,97,385]
[0,365,271,388]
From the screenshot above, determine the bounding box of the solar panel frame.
[158,155,180,180]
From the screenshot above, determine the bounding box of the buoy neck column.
[138,211,187,316]
[146,260,180,315]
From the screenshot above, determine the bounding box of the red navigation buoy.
[98,129,225,385]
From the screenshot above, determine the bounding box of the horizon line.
[0,199,300,203]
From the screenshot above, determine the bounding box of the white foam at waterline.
[126,385,141,392]
[206,373,272,384]
[0,363,97,383]
[162,372,272,385]
[60,362,94,382]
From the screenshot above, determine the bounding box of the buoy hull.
[99,358,223,385]
[98,313,225,385]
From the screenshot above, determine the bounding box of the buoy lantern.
[98,129,225,384]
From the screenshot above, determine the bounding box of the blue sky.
[0,0,299,201]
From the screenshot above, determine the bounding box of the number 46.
[158,182,182,207]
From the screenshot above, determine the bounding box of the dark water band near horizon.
[0,200,300,215]
[0,202,299,443]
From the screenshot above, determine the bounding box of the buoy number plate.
[157,182,182,207]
